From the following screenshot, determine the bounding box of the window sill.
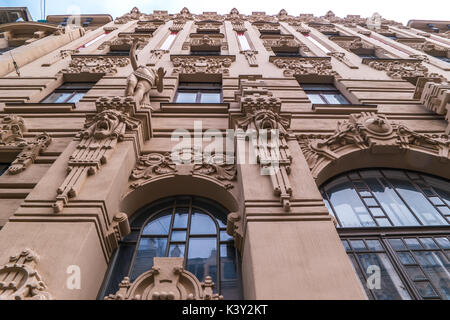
[160,103,229,113]
[312,103,377,114]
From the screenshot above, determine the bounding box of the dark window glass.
[0,163,10,176]
[175,82,222,103]
[42,82,95,104]
[301,83,350,105]
[106,50,130,56]
[100,196,241,299]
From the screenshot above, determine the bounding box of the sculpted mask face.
[93,111,120,139]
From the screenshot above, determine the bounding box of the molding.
[170,55,235,76]
[105,257,223,300]
[269,56,340,79]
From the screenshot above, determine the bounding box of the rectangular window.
[41,82,95,104]
[301,83,350,105]
[237,32,251,51]
[160,32,177,51]
[175,82,222,104]
[77,33,106,50]
[304,35,330,54]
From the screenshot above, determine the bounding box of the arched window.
[99,196,241,299]
[321,169,450,300]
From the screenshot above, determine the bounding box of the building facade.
[0,7,449,300]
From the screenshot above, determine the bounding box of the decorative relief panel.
[129,148,236,190]
[298,112,450,178]
[114,7,144,24]
[235,79,293,210]
[184,34,227,51]
[53,97,141,213]
[0,249,51,300]
[170,55,234,76]
[105,257,223,300]
[271,56,340,78]
[0,115,52,175]
[420,81,450,134]
[362,58,431,83]
[62,56,129,75]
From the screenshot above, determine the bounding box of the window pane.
[190,212,217,234]
[173,209,188,228]
[160,32,177,50]
[356,253,411,300]
[200,92,221,103]
[43,92,71,103]
[323,93,348,104]
[67,92,85,103]
[170,230,186,241]
[187,238,217,284]
[237,33,251,51]
[130,237,167,281]
[175,92,197,103]
[324,176,375,227]
[383,170,448,225]
[306,93,325,104]
[168,244,185,258]
[142,211,172,235]
[413,251,450,299]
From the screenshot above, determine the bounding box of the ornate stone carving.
[366,12,382,30]
[298,112,450,177]
[0,249,51,300]
[114,7,143,24]
[0,116,52,174]
[53,97,141,213]
[105,213,131,255]
[63,56,129,75]
[362,59,430,83]
[130,149,236,190]
[175,7,194,21]
[105,257,223,300]
[271,57,340,78]
[0,115,26,146]
[241,50,258,67]
[195,12,224,22]
[126,39,165,108]
[171,55,234,76]
[142,10,170,22]
[7,133,51,175]
[130,152,177,188]
[186,34,226,51]
[235,79,293,210]
[420,81,450,134]
[227,212,244,251]
[147,49,167,66]
[327,51,358,69]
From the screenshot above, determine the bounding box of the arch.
[315,148,450,186]
[120,174,240,218]
[298,112,450,186]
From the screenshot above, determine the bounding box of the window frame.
[174,82,223,104]
[98,196,242,299]
[41,82,95,104]
[321,169,450,300]
[301,83,350,105]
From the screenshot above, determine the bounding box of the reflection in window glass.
[237,32,251,51]
[160,32,177,50]
[321,170,450,228]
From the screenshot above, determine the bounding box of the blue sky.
[0,0,448,25]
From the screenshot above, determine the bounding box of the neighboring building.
[0,7,32,24]
[0,7,449,300]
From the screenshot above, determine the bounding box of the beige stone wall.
[0,8,448,300]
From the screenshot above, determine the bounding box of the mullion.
[184,197,193,265]
[384,237,440,299]
[344,238,376,299]
[363,174,395,227]
[413,174,450,222]
[348,176,379,227]
[164,200,177,257]
[322,190,343,228]
[379,170,425,226]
